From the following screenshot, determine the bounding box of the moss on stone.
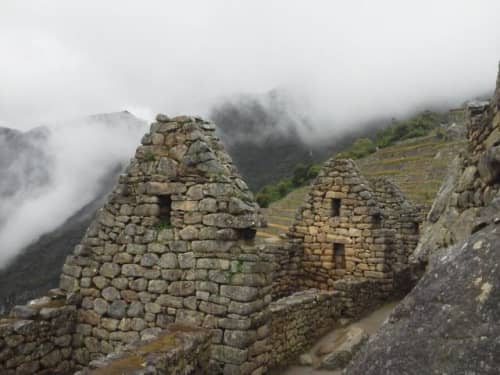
[136,334,177,354]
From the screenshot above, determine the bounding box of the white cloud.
[0,0,498,130]
[0,117,147,267]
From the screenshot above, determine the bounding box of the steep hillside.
[0,112,146,313]
[258,187,309,239]
[211,90,391,190]
[0,168,119,314]
[258,128,466,239]
[357,134,466,209]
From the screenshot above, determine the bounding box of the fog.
[1,1,500,266]
[1,1,500,130]
[0,114,147,267]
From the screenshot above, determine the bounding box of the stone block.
[221,286,259,302]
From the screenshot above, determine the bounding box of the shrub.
[336,137,376,159]
[375,111,443,148]
[256,164,320,207]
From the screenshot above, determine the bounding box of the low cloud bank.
[0,112,147,268]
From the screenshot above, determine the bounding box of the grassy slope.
[257,134,465,239]
[357,136,465,206]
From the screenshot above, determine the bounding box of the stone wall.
[58,115,272,374]
[371,179,420,266]
[260,240,303,299]
[0,111,427,375]
[77,324,211,375]
[332,279,389,318]
[288,159,420,295]
[268,289,339,368]
[0,293,76,375]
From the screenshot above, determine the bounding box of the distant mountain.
[0,111,146,313]
[211,91,391,190]
[0,166,119,314]
[0,126,52,230]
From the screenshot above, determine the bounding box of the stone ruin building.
[0,114,421,375]
[288,159,420,299]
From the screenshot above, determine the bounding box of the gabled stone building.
[288,158,420,294]
[58,115,272,374]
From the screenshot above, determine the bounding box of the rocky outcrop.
[319,326,368,370]
[347,63,500,375]
[345,222,500,375]
[413,66,500,265]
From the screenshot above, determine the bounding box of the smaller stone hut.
[288,158,420,294]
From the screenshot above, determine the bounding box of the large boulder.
[345,222,500,375]
[319,326,369,370]
[478,144,500,184]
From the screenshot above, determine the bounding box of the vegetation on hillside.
[337,110,446,159]
[256,163,320,207]
[255,110,450,207]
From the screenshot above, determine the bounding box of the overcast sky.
[1,0,500,130]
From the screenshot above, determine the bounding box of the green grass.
[155,220,172,230]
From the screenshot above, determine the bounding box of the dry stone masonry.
[0,293,76,375]
[288,158,420,300]
[78,324,211,375]
[58,114,274,374]
[268,289,339,368]
[0,112,424,375]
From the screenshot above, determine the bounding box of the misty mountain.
[0,126,53,230]
[0,111,147,313]
[0,165,120,314]
[211,90,391,190]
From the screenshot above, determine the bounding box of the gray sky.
[1,0,500,129]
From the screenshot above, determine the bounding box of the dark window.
[412,222,419,234]
[158,196,172,225]
[334,243,345,269]
[332,198,341,217]
[239,228,257,240]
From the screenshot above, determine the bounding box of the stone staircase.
[257,187,309,240]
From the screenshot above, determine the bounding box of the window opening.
[334,243,345,269]
[332,198,341,217]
